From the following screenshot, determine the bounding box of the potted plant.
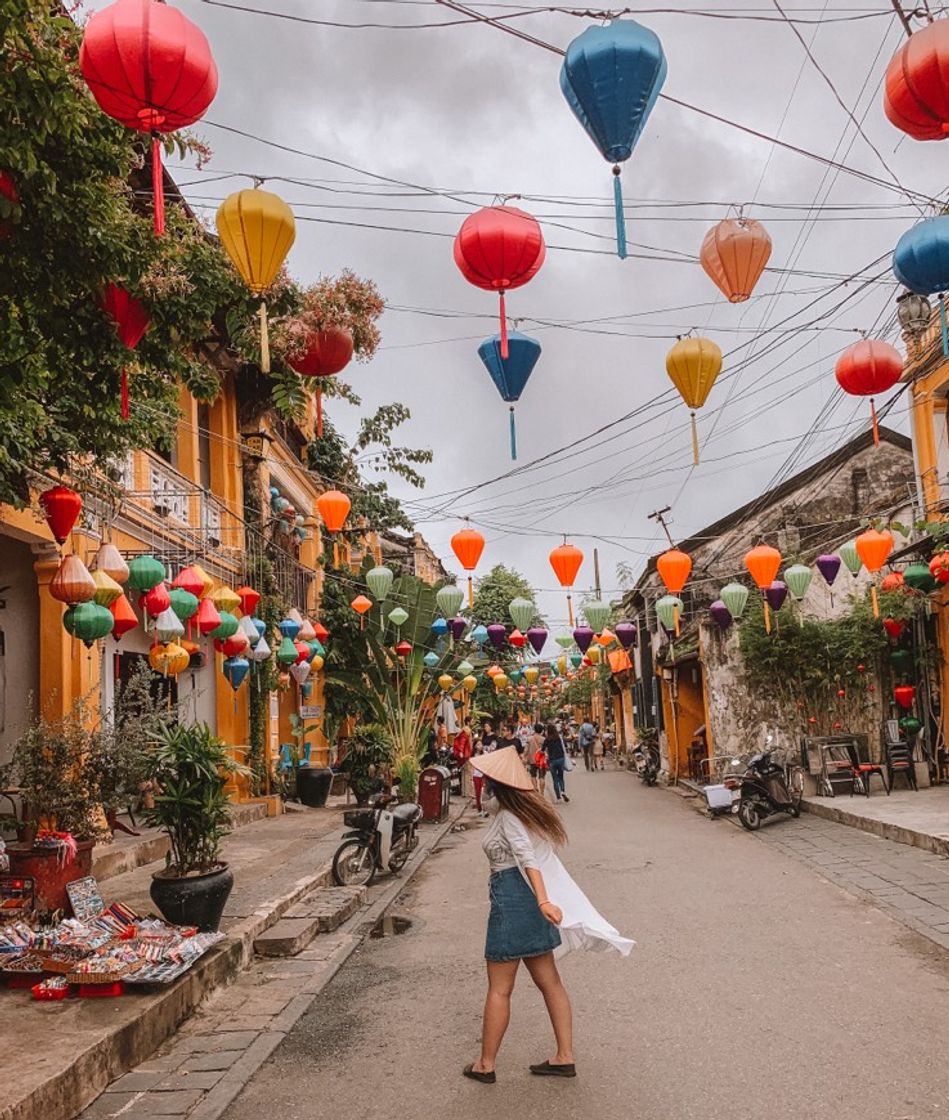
[0,701,109,914]
[289,713,335,808]
[145,722,244,931]
[338,723,393,805]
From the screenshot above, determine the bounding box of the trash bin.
[418,766,450,823]
[296,765,333,808]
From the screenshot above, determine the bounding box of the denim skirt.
[485,868,562,962]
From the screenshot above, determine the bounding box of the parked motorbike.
[332,792,422,887]
[727,747,802,831]
[633,743,660,787]
[435,747,463,794]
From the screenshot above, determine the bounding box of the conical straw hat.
[468,746,533,791]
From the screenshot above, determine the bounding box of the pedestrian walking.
[592,725,604,772]
[577,719,595,771]
[543,722,570,803]
[482,720,500,754]
[462,747,634,1084]
[471,738,487,816]
[527,722,547,796]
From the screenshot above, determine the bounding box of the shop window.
[153,434,178,470]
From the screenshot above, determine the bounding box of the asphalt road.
[224,767,949,1120]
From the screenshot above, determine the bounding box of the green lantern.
[890,648,913,669]
[308,639,326,660]
[277,635,298,666]
[388,606,409,628]
[169,587,199,622]
[783,564,813,602]
[904,563,938,594]
[437,584,465,618]
[900,716,922,736]
[366,566,394,601]
[457,659,474,676]
[509,669,523,684]
[63,602,114,647]
[583,599,610,632]
[210,611,239,640]
[656,595,683,631]
[555,633,574,650]
[839,540,863,577]
[508,597,534,632]
[570,652,583,668]
[720,582,749,619]
[127,554,166,592]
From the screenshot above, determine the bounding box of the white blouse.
[481,808,541,873]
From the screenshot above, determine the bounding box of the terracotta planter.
[7,840,95,914]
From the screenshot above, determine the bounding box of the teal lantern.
[720,583,749,620]
[555,633,574,650]
[783,564,813,602]
[423,651,439,669]
[656,595,683,632]
[570,652,583,668]
[308,639,326,660]
[210,611,238,640]
[509,669,523,684]
[437,584,465,618]
[169,587,199,623]
[905,563,938,593]
[63,602,114,647]
[127,555,166,592]
[277,635,298,666]
[890,648,913,669]
[388,606,409,628]
[583,599,610,632]
[839,540,863,577]
[509,597,535,632]
[366,566,394,601]
[470,624,488,646]
[223,656,250,691]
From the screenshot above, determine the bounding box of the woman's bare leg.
[474,959,520,1072]
[524,952,574,1064]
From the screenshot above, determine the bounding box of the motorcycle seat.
[392,803,421,823]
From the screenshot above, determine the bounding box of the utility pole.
[648,507,675,548]
[593,547,602,597]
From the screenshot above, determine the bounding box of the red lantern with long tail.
[288,327,354,438]
[80,0,218,235]
[835,340,902,447]
[454,207,545,360]
[98,284,150,420]
[39,485,82,545]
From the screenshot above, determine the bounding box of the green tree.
[469,564,544,631]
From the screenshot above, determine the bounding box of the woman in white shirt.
[463,747,633,1085]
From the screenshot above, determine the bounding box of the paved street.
[222,768,949,1120]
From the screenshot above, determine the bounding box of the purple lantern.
[526,626,548,655]
[816,554,841,587]
[765,581,788,612]
[615,621,637,649]
[573,625,594,653]
[449,616,467,641]
[709,600,732,630]
[487,623,507,649]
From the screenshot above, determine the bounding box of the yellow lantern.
[92,569,122,607]
[463,674,478,693]
[493,672,509,692]
[190,564,214,600]
[557,655,567,674]
[587,646,601,665]
[149,641,190,677]
[311,654,324,672]
[210,585,242,615]
[438,673,454,691]
[216,188,296,373]
[665,336,723,465]
[524,666,539,685]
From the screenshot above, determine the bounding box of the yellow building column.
[34,554,102,722]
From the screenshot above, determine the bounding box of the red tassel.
[499,290,509,359]
[151,135,165,235]
[316,386,323,438]
[870,398,880,447]
[120,367,130,420]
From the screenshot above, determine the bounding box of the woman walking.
[464,748,633,1084]
[591,725,605,772]
[543,722,569,803]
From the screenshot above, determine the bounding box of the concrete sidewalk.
[3,801,347,1120]
[803,783,949,856]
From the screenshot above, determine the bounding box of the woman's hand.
[539,901,563,926]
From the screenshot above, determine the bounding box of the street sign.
[300,704,323,719]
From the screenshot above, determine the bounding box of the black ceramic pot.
[150,863,234,932]
[296,766,333,808]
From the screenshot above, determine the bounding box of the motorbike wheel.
[332,840,377,887]
[388,835,412,874]
[738,799,762,831]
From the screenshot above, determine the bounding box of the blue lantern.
[253,618,266,641]
[223,655,250,691]
[278,617,301,640]
[894,216,949,355]
[423,651,439,669]
[470,624,489,646]
[560,20,667,259]
[432,617,449,638]
[477,332,542,461]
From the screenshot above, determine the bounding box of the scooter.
[633,743,660,787]
[331,792,422,887]
[728,748,802,831]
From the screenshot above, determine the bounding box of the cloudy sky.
[142,0,940,630]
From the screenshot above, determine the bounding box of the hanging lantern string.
[259,299,271,373]
[509,406,517,462]
[689,410,699,466]
[612,165,627,260]
[151,134,165,236]
[498,288,509,359]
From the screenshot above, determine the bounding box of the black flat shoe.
[530,1061,576,1078]
[463,1064,496,1084]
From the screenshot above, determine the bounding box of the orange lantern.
[549,541,584,626]
[699,216,772,304]
[656,548,692,595]
[49,555,96,606]
[595,628,615,647]
[881,571,904,592]
[318,489,351,566]
[451,525,486,607]
[350,593,372,630]
[744,544,782,633]
[856,528,894,617]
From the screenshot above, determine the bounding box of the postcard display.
[0,877,224,999]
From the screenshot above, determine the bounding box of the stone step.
[253,886,366,957]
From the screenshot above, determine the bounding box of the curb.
[802,798,949,859]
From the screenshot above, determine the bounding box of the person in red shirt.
[453,722,473,766]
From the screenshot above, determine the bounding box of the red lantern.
[930,552,949,584]
[881,571,905,592]
[313,621,329,644]
[39,485,83,545]
[80,0,218,235]
[236,585,261,616]
[894,685,916,710]
[835,341,902,447]
[0,171,19,239]
[195,596,221,636]
[453,206,546,359]
[288,327,354,437]
[98,284,150,419]
[215,633,249,657]
[509,629,527,649]
[173,566,205,600]
[294,641,310,665]
[141,582,170,618]
[883,617,905,641]
[110,593,138,640]
[884,22,949,141]
[395,640,412,657]
[656,549,692,595]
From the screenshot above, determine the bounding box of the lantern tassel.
[870,397,880,447]
[316,386,323,438]
[333,539,339,568]
[151,135,165,236]
[120,367,130,421]
[499,290,509,359]
[764,599,771,634]
[941,294,949,358]
[467,575,474,608]
[690,411,700,465]
[567,593,574,628]
[259,300,271,374]
[871,584,880,618]
[509,407,517,461]
[612,166,627,260]
[674,605,680,636]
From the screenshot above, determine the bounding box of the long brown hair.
[492,783,567,846]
